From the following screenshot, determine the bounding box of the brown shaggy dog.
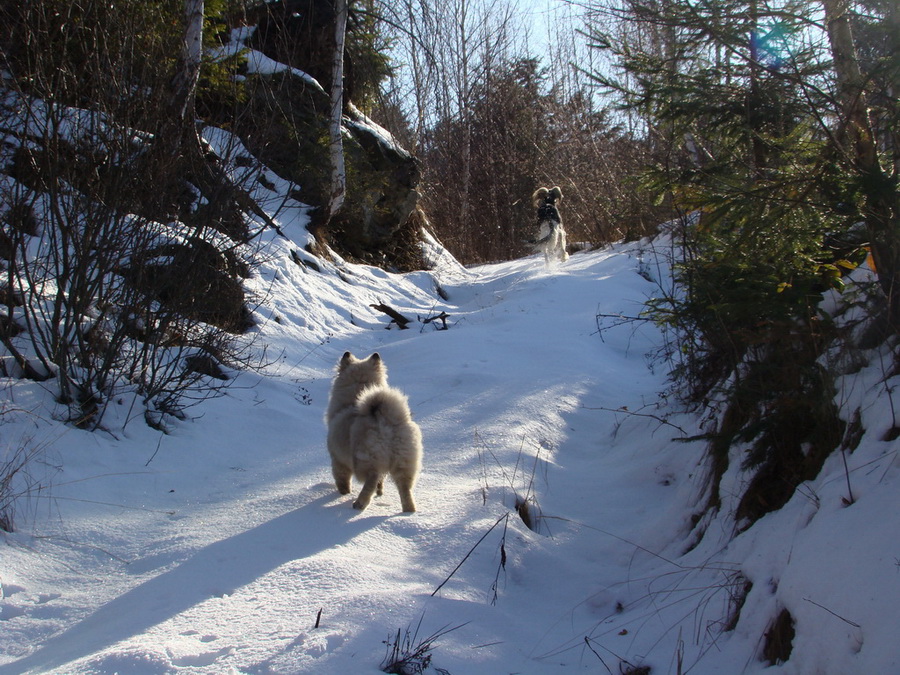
[530,186,568,263]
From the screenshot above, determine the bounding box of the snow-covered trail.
[3,235,695,674]
[7,230,898,675]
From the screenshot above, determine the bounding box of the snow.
[3,164,900,674]
[211,26,326,95]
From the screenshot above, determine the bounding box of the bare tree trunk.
[175,0,204,125]
[823,0,900,331]
[451,0,473,244]
[823,0,877,169]
[328,0,349,221]
[168,0,204,154]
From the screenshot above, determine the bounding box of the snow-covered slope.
[2,184,899,673]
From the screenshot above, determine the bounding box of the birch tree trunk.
[165,0,204,157]
[327,0,349,221]
[175,0,204,125]
[823,0,900,331]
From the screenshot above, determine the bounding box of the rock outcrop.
[237,0,423,270]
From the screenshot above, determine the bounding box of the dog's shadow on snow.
[0,486,383,675]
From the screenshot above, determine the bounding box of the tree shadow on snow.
[0,489,381,674]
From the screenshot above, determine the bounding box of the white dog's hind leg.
[331,459,353,495]
[353,473,381,510]
[393,472,417,513]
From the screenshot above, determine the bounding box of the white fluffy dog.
[325,352,422,512]
[531,186,569,263]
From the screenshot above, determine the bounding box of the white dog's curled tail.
[356,386,414,426]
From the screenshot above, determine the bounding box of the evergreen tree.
[586,0,893,395]
[586,0,899,525]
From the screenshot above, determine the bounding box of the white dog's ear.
[550,186,563,202]
[532,187,549,208]
[370,352,381,363]
[339,351,354,370]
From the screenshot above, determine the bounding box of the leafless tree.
[169,0,206,152]
[373,0,662,262]
[328,0,350,220]
[0,1,263,428]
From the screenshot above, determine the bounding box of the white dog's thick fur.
[531,186,569,264]
[325,352,422,512]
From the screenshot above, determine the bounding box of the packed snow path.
[2,235,899,674]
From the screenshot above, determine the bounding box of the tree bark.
[823,0,900,331]
[157,0,205,161]
[172,0,205,130]
[327,0,349,222]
